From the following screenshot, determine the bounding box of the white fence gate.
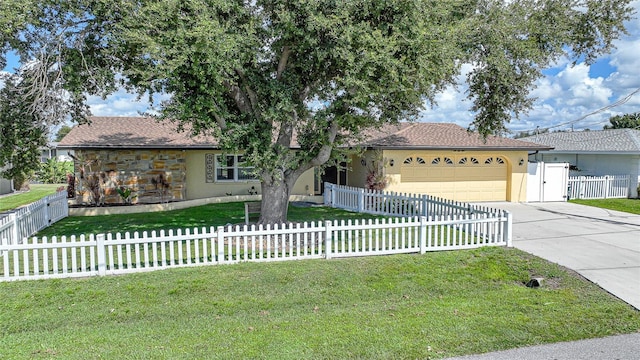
[567,175,630,200]
[527,162,569,202]
[323,183,502,217]
[0,191,69,246]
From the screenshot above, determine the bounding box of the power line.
[514,87,640,134]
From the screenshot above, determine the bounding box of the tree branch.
[276,110,296,148]
[292,120,339,179]
[212,111,227,130]
[276,46,291,80]
[223,79,253,114]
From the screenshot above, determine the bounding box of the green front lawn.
[0,184,65,212]
[1,247,638,359]
[569,198,640,215]
[36,202,386,238]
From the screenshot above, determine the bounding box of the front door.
[316,163,347,194]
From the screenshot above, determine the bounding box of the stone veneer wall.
[72,149,187,205]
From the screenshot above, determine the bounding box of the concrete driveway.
[493,201,640,310]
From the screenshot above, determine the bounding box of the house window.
[214,154,257,182]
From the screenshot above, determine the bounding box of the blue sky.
[4,1,639,135]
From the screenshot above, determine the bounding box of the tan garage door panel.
[400,155,508,201]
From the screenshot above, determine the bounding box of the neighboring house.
[40,142,74,162]
[58,117,549,204]
[521,129,640,198]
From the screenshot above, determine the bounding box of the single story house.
[521,129,640,198]
[58,117,549,204]
[40,142,74,163]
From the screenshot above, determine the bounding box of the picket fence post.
[324,220,332,259]
[419,216,427,254]
[9,213,18,245]
[323,183,331,205]
[217,226,225,263]
[44,199,51,226]
[96,234,106,276]
[357,189,365,213]
[505,211,513,247]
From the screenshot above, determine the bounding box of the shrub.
[36,158,73,184]
[66,173,75,198]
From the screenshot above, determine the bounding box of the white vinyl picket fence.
[567,175,630,200]
[0,214,510,281]
[323,182,501,217]
[0,191,69,246]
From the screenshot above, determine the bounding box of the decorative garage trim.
[400,154,507,182]
[403,156,426,165]
[458,157,479,165]
[484,157,505,165]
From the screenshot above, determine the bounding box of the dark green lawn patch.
[36,202,386,238]
[1,247,638,359]
[0,184,64,212]
[569,198,640,215]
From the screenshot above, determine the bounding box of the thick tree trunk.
[258,175,297,224]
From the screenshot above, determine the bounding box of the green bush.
[35,158,73,184]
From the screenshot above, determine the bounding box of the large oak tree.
[3,0,632,223]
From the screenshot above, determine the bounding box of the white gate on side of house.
[527,162,569,202]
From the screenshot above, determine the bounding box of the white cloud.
[529,77,563,101]
[87,88,167,117]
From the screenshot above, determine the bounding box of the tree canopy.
[0,74,48,188]
[604,112,640,129]
[54,125,73,142]
[1,0,633,222]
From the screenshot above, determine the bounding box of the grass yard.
[0,184,65,212]
[1,247,639,359]
[569,198,640,215]
[35,202,387,238]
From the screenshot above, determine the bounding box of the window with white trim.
[215,154,257,182]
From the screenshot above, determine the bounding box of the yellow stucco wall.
[185,150,315,200]
[347,149,528,202]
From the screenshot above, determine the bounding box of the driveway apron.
[492,201,640,310]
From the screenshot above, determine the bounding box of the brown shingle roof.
[58,116,550,150]
[58,116,219,148]
[361,122,551,150]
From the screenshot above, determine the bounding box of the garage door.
[401,155,508,201]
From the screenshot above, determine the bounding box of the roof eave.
[538,150,640,155]
[364,145,553,151]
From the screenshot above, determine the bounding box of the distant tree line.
[604,112,640,129]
